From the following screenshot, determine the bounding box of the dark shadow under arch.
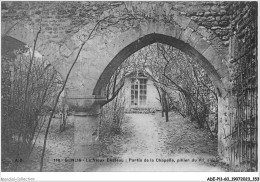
[2,35,65,82]
[2,35,27,58]
[93,33,224,97]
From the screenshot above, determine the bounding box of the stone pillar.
[66,96,106,172]
[217,94,236,164]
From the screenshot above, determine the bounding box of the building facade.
[123,72,161,112]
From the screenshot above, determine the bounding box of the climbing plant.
[119,43,218,137]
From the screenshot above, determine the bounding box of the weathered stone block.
[180,27,193,43]
[204,11,211,17]
[197,26,216,40]
[73,113,101,171]
[190,16,199,21]
[188,20,199,30]
[194,37,210,54]
[187,31,201,47]
[210,36,229,57]
[146,20,157,35]
[175,25,183,39]
[217,65,230,79]
[203,46,224,71]
[164,24,176,37]
[60,44,72,58]
[156,22,166,35]
[139,22,149,37]
[175,15,191,29]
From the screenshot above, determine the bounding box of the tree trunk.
[161,89,168,122]
[40,41,85,171]
[165,103,169,122]
[162,106,165,117]
[164,95,169,122]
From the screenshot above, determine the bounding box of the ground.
[96,112,227,171]
[16,117,74,172]
[16,112,228,172]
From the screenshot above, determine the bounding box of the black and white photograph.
[1,1,259,181]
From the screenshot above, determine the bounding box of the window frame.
[130,78,147,106]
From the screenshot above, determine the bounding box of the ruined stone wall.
[217,1,258,170]
[230,1,257,171]
[172,1,232,43]
[2,2,124,43]
[230,2,257,75]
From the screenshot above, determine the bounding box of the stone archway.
[70,17,232,171]
[59,17,231,110]
[93,33,227,97]
[2,1,257,172]
[3,14,231,105]
[2,22,71,82]
[3,12,233,171]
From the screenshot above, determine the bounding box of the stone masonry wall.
[172,1,232,43]
[1,1,234,96]
[217,1,258,168]
[2,2,232,47]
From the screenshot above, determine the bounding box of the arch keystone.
[156,22,166,35]
[166,24,182,39]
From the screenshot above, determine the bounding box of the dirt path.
[16,112,226,172]
[96,112,227,172]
